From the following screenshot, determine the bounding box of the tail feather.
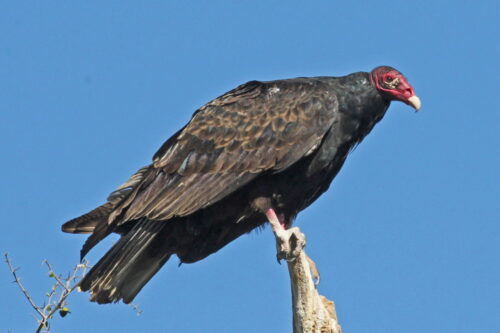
[80,222,113,260]
[79,218,173,304]
[62,202,114,234]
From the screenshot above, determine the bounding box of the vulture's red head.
[370,66,421,110]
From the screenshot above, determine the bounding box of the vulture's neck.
[333,72,389,118]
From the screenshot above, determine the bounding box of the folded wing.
[111,79,338,224]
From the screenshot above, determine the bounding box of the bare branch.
[267,214,342,333]
[4,253,46,320]
[4,253,90,333]
[287,250,342,333]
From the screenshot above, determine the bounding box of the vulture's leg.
[265,208,306,262]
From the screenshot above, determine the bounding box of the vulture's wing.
[108,79,338,224]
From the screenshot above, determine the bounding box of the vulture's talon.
[274,226,306,263]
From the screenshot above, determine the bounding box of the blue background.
[1,1,498,332]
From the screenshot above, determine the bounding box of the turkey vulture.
[62,66,420,304]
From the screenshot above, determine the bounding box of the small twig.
[45,261,67,290]
[4,253,46,321]
[4,253,90,333]
[128,302,143,316]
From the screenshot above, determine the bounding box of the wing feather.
[109,78,338,224]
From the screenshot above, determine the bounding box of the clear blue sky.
[1,1,498,332]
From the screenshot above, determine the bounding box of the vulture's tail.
[79,219,173,304]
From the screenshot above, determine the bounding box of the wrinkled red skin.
[370,67,416,106]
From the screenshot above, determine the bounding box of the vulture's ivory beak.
[408,95,421,111]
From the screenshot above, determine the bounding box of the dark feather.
[79,218,172,304]
[63,69,410,303]
[61,202,114,234]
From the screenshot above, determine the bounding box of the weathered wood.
[287,250,342,333]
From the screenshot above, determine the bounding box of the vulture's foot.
[274,226,306,262]
[265,208,306,262]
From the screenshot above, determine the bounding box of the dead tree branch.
[286,240,342,333]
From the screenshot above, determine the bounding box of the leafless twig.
[128,302,143,316]
[4,253,46,321]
